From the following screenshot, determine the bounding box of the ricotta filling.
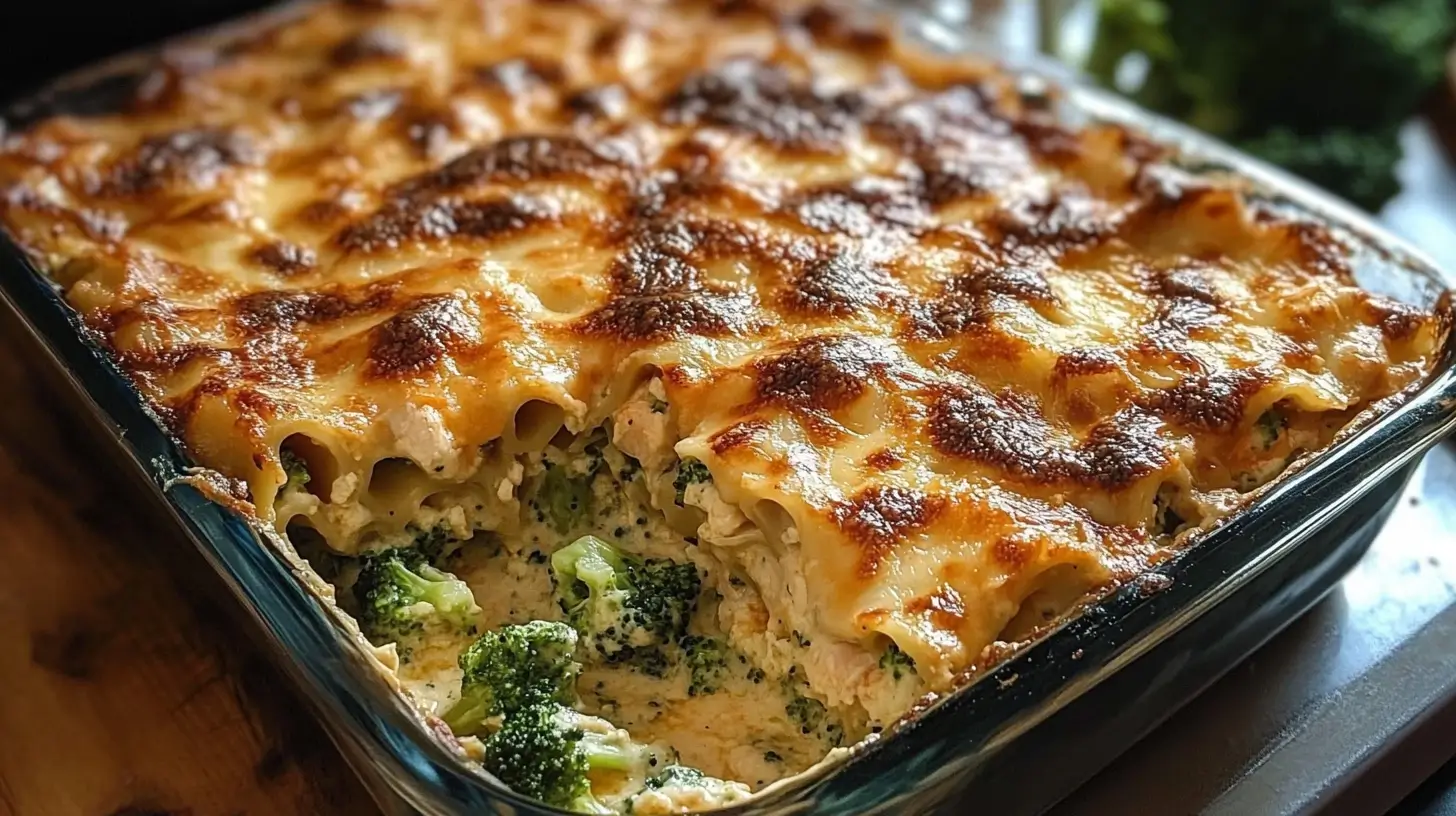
[283,380,921,812]
[280,378,1312,812]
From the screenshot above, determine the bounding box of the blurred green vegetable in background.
[1066,0,1456,211]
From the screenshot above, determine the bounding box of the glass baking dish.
[2,2,1454,814]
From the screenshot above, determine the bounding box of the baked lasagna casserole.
[0,0,1444,811]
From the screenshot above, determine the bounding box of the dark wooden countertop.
[0,315,378,816]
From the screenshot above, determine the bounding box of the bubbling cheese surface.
[0,0,1445,806]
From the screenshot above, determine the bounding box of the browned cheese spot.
[563,85,630,122]
[391,134,635,197]
[909,255,1059,339]
[337,194,561,252]
[710,418,770,455]
[864,447,904,471]
[991,188,1119,251]
[367,295,480,378]
[905,585,966,632]
[330,27,410,65]
[788,178,930,241]
[1144,367,1269,432]
[232,286,392,333]
[1364,295,1432,343]
[1134,265,1226,355]
[792,3,892,53]
[249,240,317,275]
[927,383,1168,489]
[661,58,872,153]
[781,251,905,318]
[833,484,947,577]
[752,334,901,436]
[991,535,1032,569]
[575,220,763,341]
[97,128,262,196]
[869,84,1036,205]
[1053,347,1120,380]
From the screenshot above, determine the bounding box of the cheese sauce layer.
[0,0,1444,717]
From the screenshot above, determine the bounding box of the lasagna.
[0,0,1443,811]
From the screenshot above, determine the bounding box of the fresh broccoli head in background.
[443,621,582,735]
[550,536,702,674]
[1081,0,1456,211]
[483,703,647,814]
[1239,127,1406,215]
[352,547,480,657]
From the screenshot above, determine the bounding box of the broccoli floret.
[407,522,462,565]
[280,449,310,494]
[538,463,595,535]
[645,766,706,789]
[1252,406,1288,451]
[1239,127,1404,213]
[879,642,916,682]
[785,692,828,736]
[625,765,752,812]
[550,536,701,673]
[352,548,480,657]
[672,458,711,507]
[681,636,730,697]
[1080,0,1455,210]
[782,675,845,747]
[483,703,642,814]
[443,621,581,735]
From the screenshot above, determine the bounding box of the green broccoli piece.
[624,765,752,812]
[672,458,711,507]
[352,548,480,657]
[483,703,642,814]
[538,464,595,535]
[550,536,702,674]
[879,642,917,682]
[442,621,582,735]
[781,675,845,747]
[681,636,730,697]
[1080,0,1456,211]
[406,522,462,565]
[644,765,707,790]
[280,449,310,494]
[1239,127,1405,213]
[1252,406,1288,451]
[785,692,828,736]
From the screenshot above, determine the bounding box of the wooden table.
[0,315,378,816]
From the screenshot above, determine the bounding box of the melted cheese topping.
[0,0,1444,767]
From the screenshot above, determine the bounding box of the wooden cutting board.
[0,314,379,816]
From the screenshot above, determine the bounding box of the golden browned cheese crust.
[0,0,1442,687]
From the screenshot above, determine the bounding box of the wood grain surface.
[0,314,378,816]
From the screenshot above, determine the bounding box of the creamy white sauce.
[320,386,919,810]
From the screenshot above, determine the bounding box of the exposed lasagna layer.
[0,0,1444,808]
